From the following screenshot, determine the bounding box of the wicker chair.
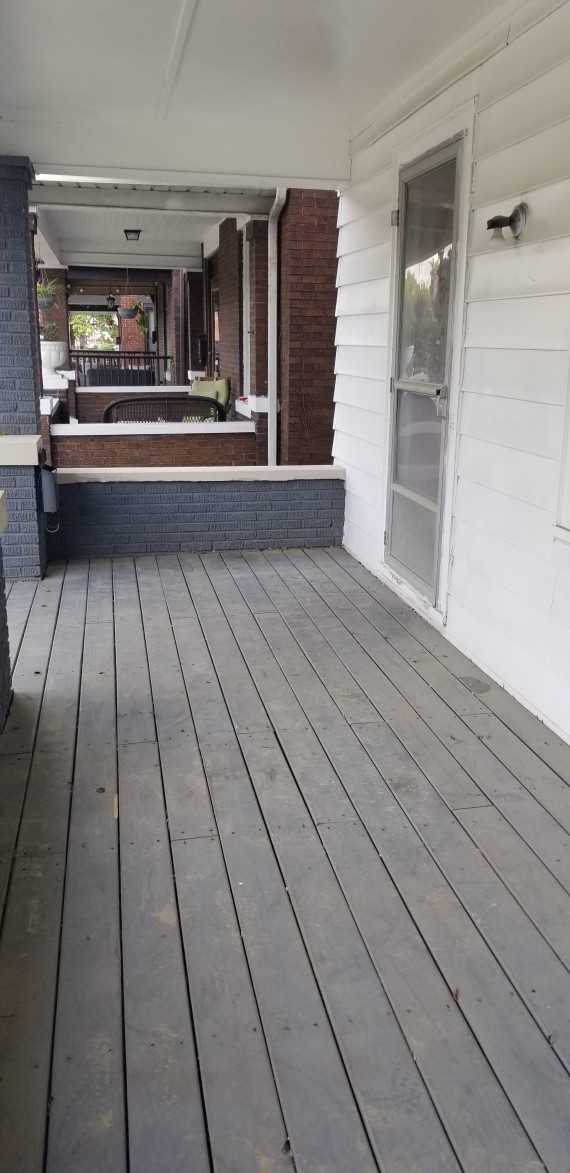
[103,395,226,423]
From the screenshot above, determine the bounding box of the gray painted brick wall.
[0,158,46,579]
[0,467,46,579]
[0,546,12,729]
[47,479,345,559]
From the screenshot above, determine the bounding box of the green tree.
[69,311,117,350]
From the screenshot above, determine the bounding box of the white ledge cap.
[0,435,42,466]
[55,464,346,484]
[0,491,7,536]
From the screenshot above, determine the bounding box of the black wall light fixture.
[124,228,141,242]
[487,202,528,249]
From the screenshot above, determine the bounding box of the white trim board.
[0,436,42,466]
[51,422,255,436]
[55,465,346,484]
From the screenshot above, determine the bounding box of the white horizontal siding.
[337,207,391,256]
[333,403,385,446]
[446,596,570,743]
[334,373,386,413]
[335,344,387,380]
[471,177,570,251]
[332,429,384,478]
[461,348,568,404]
[468,238,570,301]
[335,313,389,348]
[460,393,563,460]
[337,170,392,227]
[334,458,384,509]
[475,56,570,160]
[452,518,557,613]
[336,279,390,317]
[453,477,555,561]
[450,559,570,681]
[552,568,570,628]
[477,3,570,111]
[457,435,559,510]
[464,295,570,349]
[473,117,570,205]
[337,243,391,285]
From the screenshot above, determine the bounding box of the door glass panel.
[390,492,437,588]
[398,159,456,385]
[394,390,442,502]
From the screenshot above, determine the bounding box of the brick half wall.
[47,478,345,560]
[51,431,257,468]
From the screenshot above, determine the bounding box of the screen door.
[387,143,459,602]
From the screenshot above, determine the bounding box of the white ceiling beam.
[33,164,343,190]
[33,208,64,267]
[31,186,274,215]
[60,250,202,269]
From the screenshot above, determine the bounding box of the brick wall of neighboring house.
[74,389,189,424]
[218,219,242,403]
[47,477,345,560]
[278,189,338,465]
[51,431,258,468]
[38,268,68,345]
[188,271,205,371]
[247,220,268,396]
[118,296,145,351]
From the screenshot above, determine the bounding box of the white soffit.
[0,0,530,188]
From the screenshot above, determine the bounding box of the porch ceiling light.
[486,202,528,249]
[124,228,141,242]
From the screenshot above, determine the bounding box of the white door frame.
[380,99,475,623]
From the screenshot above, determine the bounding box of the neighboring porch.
[2,547,570,1172]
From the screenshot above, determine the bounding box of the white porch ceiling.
[33,202,238,269]
[0,0,528,189]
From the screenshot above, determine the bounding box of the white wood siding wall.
[336,2,570,742]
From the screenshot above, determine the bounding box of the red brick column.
[188,271,205,372]
[246,220,268,397]
[278,189,338,465]
[218,219,242,403]
[118,296,145,352]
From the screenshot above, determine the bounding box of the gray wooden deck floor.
[2,549,570,1173]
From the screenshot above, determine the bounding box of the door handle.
[433,385,448,419]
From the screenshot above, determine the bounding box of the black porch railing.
[70,350,172,387]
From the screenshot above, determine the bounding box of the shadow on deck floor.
[1,547,570,1172]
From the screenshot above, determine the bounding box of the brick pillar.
[188,271,205,371]
[0,157,45,579]
[246,220,268,397]
[278,189,338,465]
[0,489,11,726]
[118,295,145,352]
[218,219,242,405]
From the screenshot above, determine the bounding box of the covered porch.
[2,546,570,1172]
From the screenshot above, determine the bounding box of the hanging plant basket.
[37,294,56,310]
[118,306,138,319]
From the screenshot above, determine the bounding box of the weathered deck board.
[5,578,38,667]
[3,550,570,1173]
[0,563,87,1173]
[46,604,125,1173]
[112,559,210,1173]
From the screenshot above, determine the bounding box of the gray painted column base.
[0,468,46,579]
[0,546,12,729]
